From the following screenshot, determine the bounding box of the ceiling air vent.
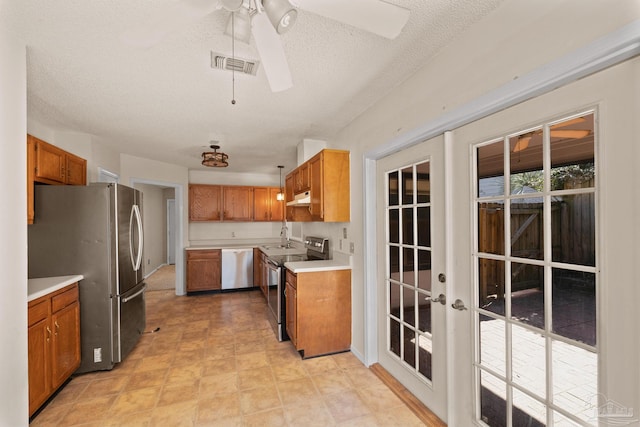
[211,51,259,76]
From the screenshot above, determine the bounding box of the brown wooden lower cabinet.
[186,249,221,292]
[285,268,351,358]
[28,283,81,417]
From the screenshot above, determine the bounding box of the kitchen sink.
[262,244,293,250]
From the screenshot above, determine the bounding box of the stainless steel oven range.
[266,236,329,341]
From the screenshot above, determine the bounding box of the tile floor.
[30,289,427,426]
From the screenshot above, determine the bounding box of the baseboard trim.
[369,363,447,426]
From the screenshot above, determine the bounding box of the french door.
[376,135,449,421]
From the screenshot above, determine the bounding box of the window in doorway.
[386,160,434,383]
[474,112,597,426]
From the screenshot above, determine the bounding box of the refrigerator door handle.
[122,284,146,303]
[129,204,144,271]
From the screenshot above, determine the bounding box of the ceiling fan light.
[262,0,297,34]
[225,6,252,44]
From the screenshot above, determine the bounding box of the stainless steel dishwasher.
[221,248,254,290]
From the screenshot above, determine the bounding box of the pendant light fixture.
[276,165,285,200]
[202,144,229,167]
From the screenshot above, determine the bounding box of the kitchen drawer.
[51,284,78,313]
[28,300,49,326]
[187,249,220,260]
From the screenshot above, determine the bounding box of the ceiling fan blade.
[120,0,223,48]
[251,12,293,92]
[550,129,591,139]
[293,0,410,39]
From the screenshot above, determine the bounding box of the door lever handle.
[451,299,468,310]
[430,294,446,305]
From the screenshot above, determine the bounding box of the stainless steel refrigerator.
[28,183,146,373]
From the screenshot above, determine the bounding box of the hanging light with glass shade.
[276,165,285,200]
[202,144,229,167]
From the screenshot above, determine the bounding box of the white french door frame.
[362,21,640,423]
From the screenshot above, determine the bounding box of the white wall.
[328,0,640,358]
[0,29,28,426]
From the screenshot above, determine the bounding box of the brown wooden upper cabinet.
[190,184,282,222]
[31,135,87,185]
[254,187,284,222]
[27,134,87,224]
[286,149,350,223]
[223,186,253,221]
[293,162,310,193]
[189,184,222,221]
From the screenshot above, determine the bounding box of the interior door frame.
[362,22,640,423]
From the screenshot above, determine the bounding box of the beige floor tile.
[346,365,385,388]
[277,377,320,406]
[333,352,365,370]
[157,380,200,406]
[195,415,243,427]
[357,383,404,412]
[135,353,174,372]
[123,368,168,391]
[239,384,282,415]
[49,379,87,406]
[312,370,355,396]
[197,393,242,422]
[243,408,288,427]
[200,372,239,396]
[336,413,381,426]
[57,395,116,425]
[110,386,161,416]
[100,410,152,427]
[149,399,198,426]
[271,360,309,383]
[234,339,267,355]
[165,364,203,385]
[235,350,270,371]
[202,356,237,377]
[373,404,426,426]
[238,365,275,390]
[30,402,72,426]
[323,389,372,424]
[283,399,336,426]
[80,375,129,399]
[302,356,341,376]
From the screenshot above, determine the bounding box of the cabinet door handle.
[46,326,52,342]
[54,321,60,335]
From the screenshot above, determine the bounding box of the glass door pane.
[473,112,597,426]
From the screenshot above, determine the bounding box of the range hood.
[286,190,311,206]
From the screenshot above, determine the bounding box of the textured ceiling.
[1,0,504,174]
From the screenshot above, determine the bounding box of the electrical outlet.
[343,227,347,239]
[147,259,150,265]
[350,242,355,254]
[231,231,236,237]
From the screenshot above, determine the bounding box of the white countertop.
[285,259,352,273]
[28,275,84,301]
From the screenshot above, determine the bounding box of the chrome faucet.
[280,222,290,247]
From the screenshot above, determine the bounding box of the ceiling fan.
[513,117,591,152]
[120,0,410,92]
